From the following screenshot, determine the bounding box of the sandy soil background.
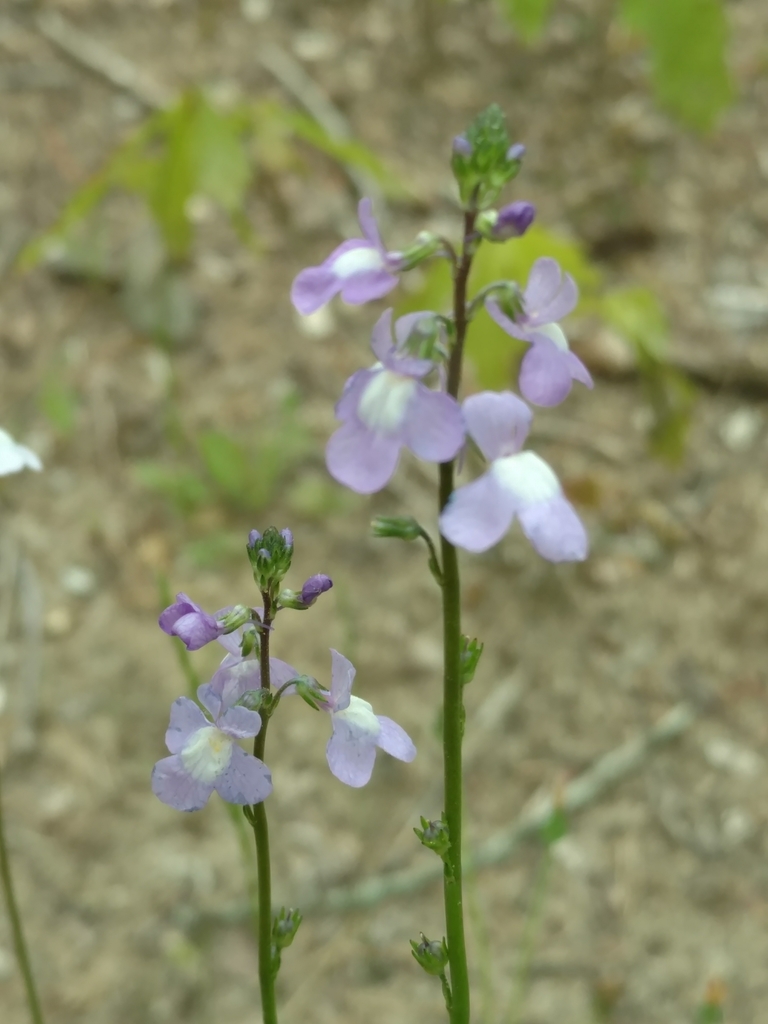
[2,1,768,1021]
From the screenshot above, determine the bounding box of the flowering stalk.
[248,591,277,1024]
[0,764,45,1024]
[438,208,477,1024]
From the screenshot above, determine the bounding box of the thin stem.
[0,765,45,1024]
[249,592,277,1024]
[438,208,477,1024]
[506,846,553,1024]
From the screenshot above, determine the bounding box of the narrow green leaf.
[134,461,211,515]
[619,0,733,131]
[498,0,556,42]
[197,430,251,504]
[193,100,252,212]
[148,95,199,260]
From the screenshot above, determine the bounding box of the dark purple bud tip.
[300,574,333,607]
[506,143,526,162]
[247,529,262,549]
[452,134,473,158]
[493,201,536,240]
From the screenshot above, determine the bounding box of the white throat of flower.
[332,246,385,279]
[333,695,381,739]
[358,370,417,434]
[493,451,561,505]
[181,726,234,782]
[536,322,569,351]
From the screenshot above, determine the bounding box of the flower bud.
[414,815,451,860]
[398,231,442,271]
[460,636,484,686]
[410,933,449,976]
[272,906,303,950]
[218,604,252,634]
[234,688,270,712]
[278,575,333,611]
[371,515,423,541]
[476,201,535,242]
[451,105,526,210]
[247,526,294,591]
[294,675,327,711]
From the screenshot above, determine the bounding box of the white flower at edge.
[0,429,42,476]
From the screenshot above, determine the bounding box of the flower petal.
[370,308,396,362]
[206,660,262,714]
[290,266,340,316]
[151,754,213,812]
[0,429,42,475]
[375,716,416,762]
[335,369,377,422]
[329,649,356,711]
[439,471,516,553]
[462,391,532,462]
[518,496,588,562]
[519,340,574,407]
[326,722,377,787]
[158,592,196,633]
[214,746,273,805]
[404,387,465,462]
[165,697,208,754]
[218,705,263,739]
[565,350,594,389]
[339,268,398,306]
[524,258,577,324]
[485,299,532,342]
[326,420,401,494]
[270,657,301,695]
[357,197,384,251]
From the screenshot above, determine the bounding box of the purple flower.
[300,574,333,607]
[290,199,403,315]
[159,593,228,651]
[326,309,465,494]
[490,201,536,240]
[151,690,270,813]
[486,257,593,407]
[0,428,42,475]
[319,650,416,788]
[439,391,588,562]
[453,134,473,157]
[506,143,526,162]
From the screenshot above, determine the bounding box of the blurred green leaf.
[39,373,78,436]
[197,430,251,505]
[601,286,696,461]
[498,0,555,42]
[182,530,246,568]
[619,0,733,131]
[135,461,211,515]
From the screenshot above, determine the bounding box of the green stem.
[506,846,553,1024]
[0,765,45,1024]
[249,593,277,1024]
[439,209,476,1024]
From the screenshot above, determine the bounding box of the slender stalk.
[0,765,45,1024]
[439,210,476,1024]
[506,846,552,1024]
[250,593,277,1024]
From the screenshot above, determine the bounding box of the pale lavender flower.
[290,199,403,315]
[507,143,526,162]
[326,309,465,494]
[0,429,42,476]
[152,691,270,812]
[300,574,333,607]
[486,257,592,407]
[490,201,536,240]
[319,650,415,788]
[159,593,228,651]
[439,391,587,562]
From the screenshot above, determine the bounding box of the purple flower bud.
[300,574,333,607]
[492,201,536,240]
[258,548,271,561]
[280,528,294,552]
[506,143,526,162]
[247,529,262,549]
[452,134,473,158]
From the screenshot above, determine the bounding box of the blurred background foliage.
[20,0,737,510]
